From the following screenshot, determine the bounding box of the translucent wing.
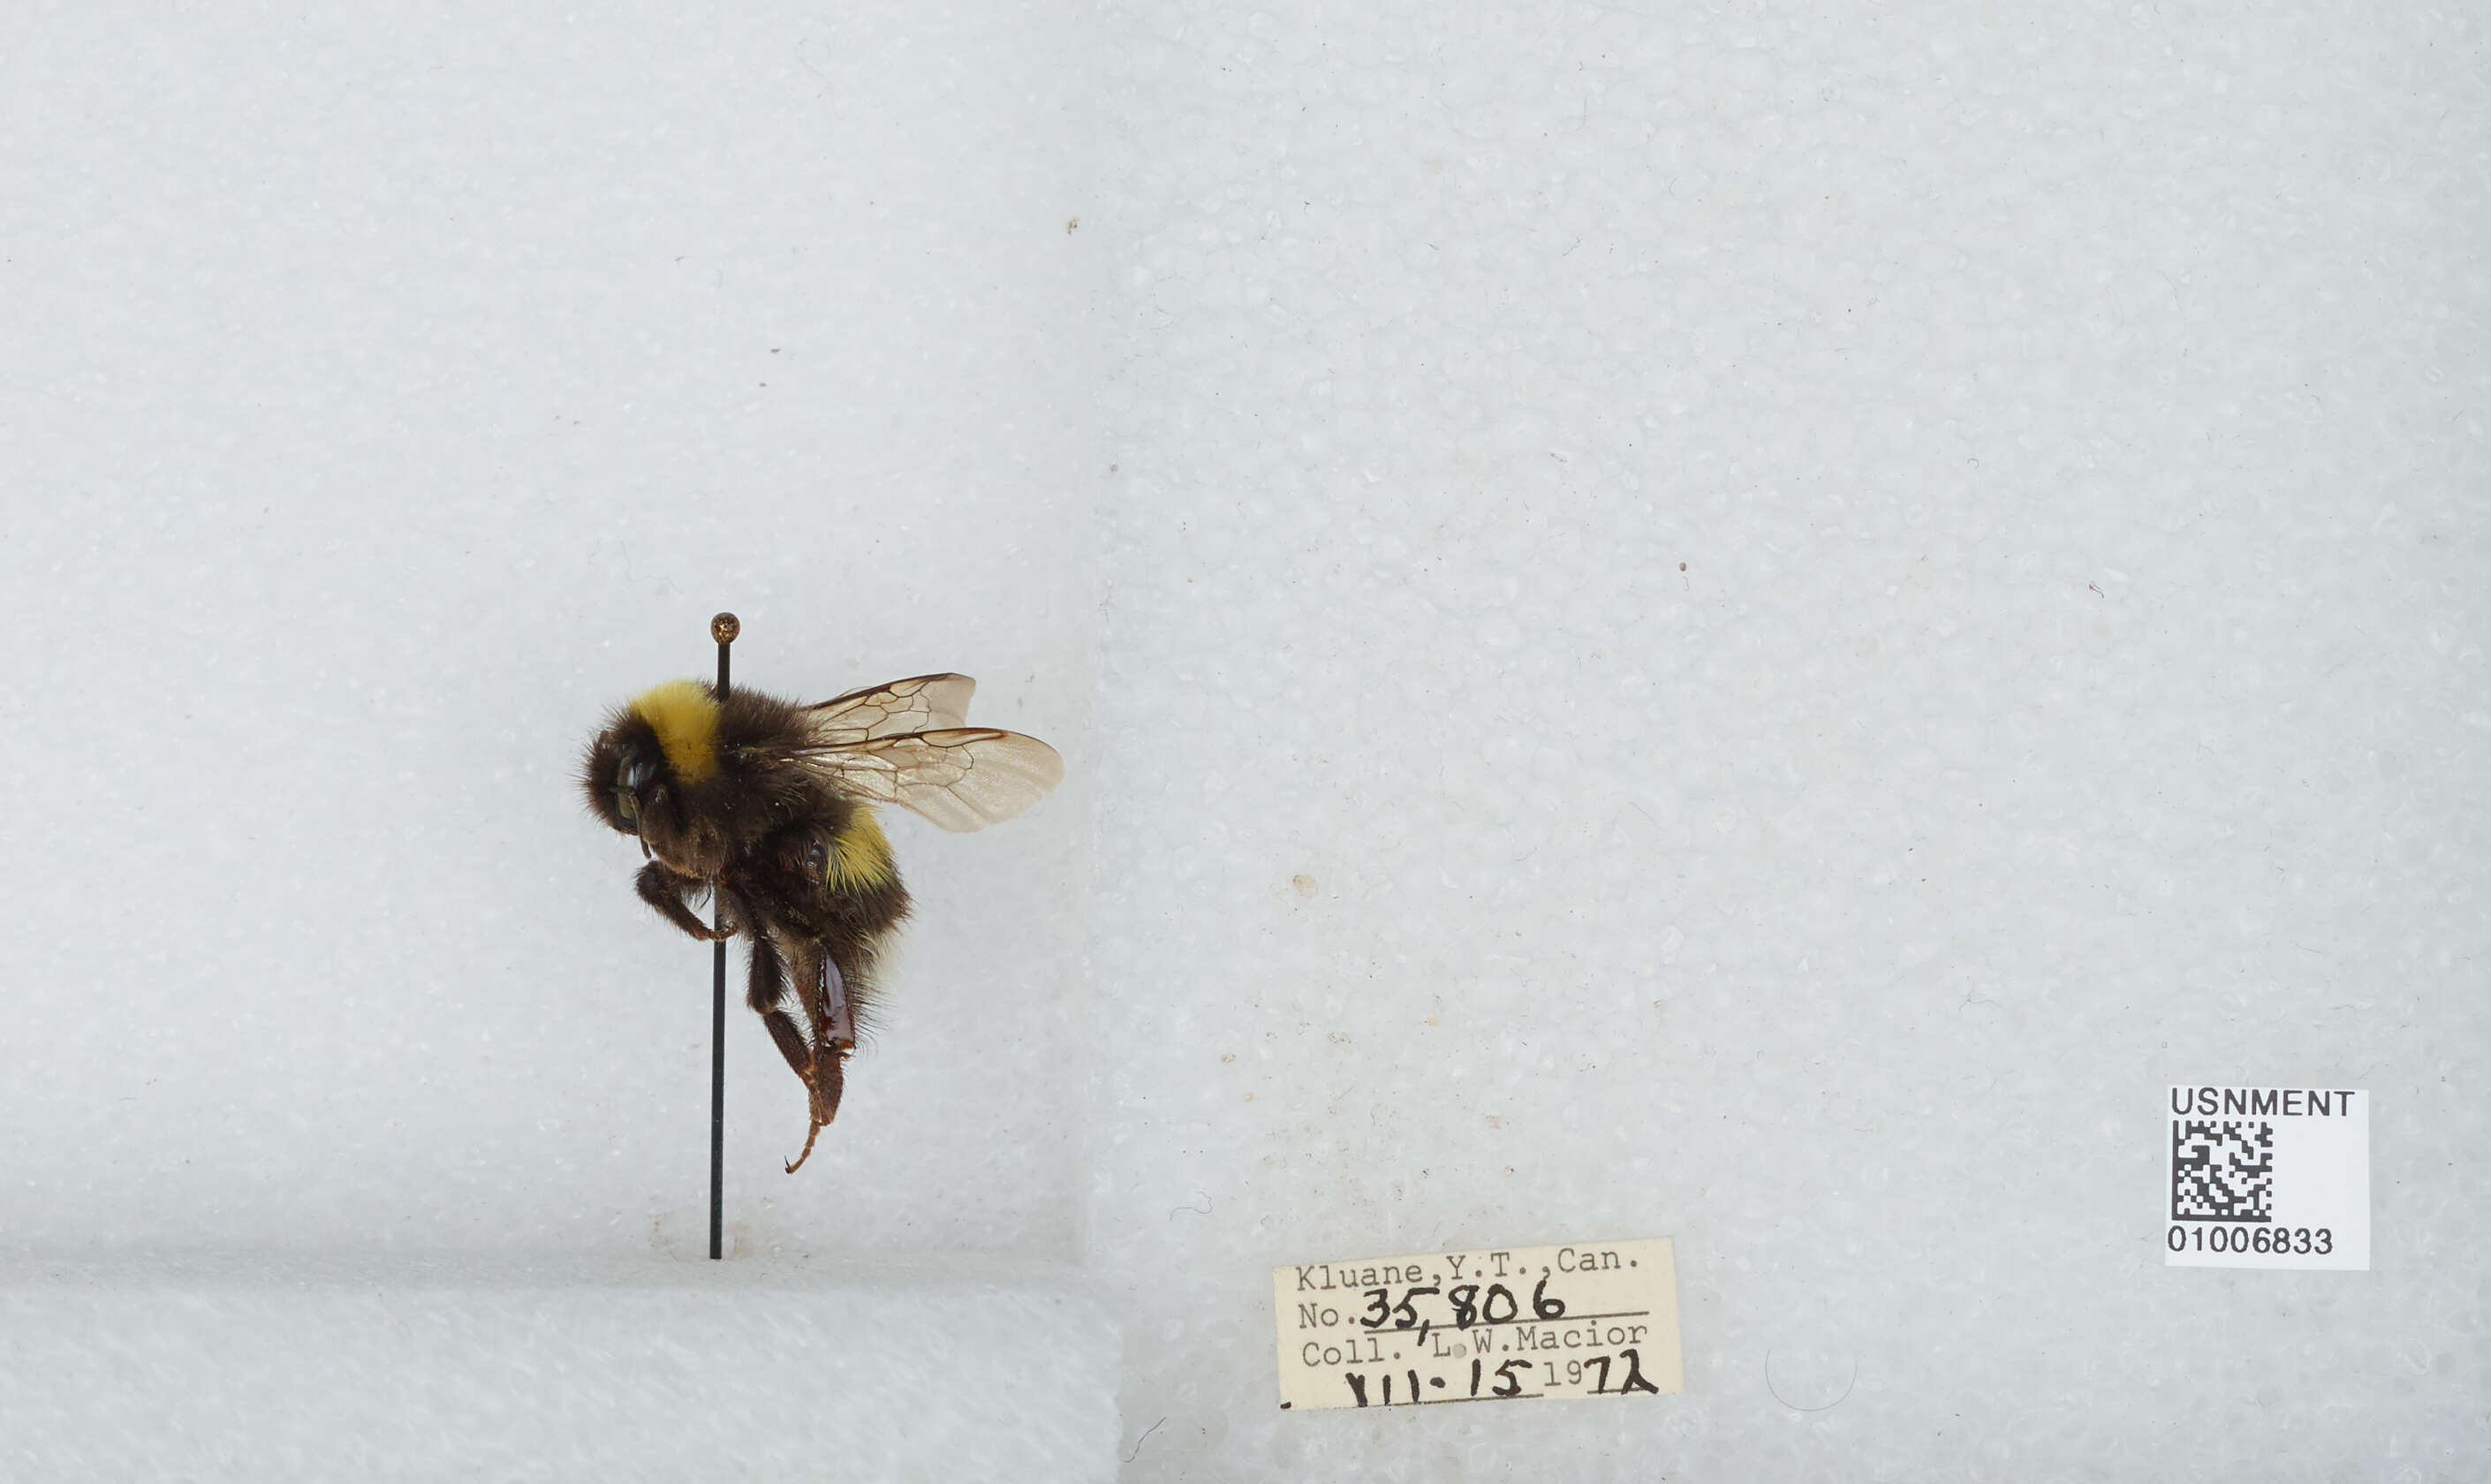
[799,727,1064,833]
[801,673,977,746]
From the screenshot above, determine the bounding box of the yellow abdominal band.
[829,807,897,890]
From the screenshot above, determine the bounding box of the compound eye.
[806,839,829,879]
[614,788,640,832]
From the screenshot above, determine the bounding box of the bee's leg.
[634,861,723,943]
[747,930,815,1082]
[745,927,788,1013]
[778,944,852,1174]
[781,1053,846,1175]
[750,931,843,1173]
[814,951,856,1052]
[711,881,759,942]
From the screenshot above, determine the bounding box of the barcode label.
[2164,1086,2369,1270]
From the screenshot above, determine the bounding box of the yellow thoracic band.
[628,680,721,784]
[829,806,897,890]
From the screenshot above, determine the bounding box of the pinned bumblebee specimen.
[582,670,1061,1170]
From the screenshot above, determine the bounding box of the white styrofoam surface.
[0,0,1095,1260]
[3,0,2486,1480]
[1090,2,2487,1479]
[1,1255,1119,1483]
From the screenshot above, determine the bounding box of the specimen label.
[1272,1238,1684,1411]
[2165,1085,2370,1270]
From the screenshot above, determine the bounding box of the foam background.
[0,0,1096,1260]
[1,6,1108,1473]
[2,1254,1121,1482]
[4,0,2486,1479]
[1090,1,2487,1478]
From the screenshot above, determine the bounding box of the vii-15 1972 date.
[1271,1238,1685,1412]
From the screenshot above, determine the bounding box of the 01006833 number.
[2168,1224,2331,1254]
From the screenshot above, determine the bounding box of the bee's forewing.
[799,728,1063,833]
[801,673,977,745]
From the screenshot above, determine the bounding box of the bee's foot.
[783,1053,847,1174]
[784,1118,827,1174]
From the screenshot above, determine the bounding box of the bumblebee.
[582,673,1061,1170]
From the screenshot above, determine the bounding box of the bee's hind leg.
[814,950,856,1052]
[778,947,853,1174]
[747,935,847,1173]
[748,931,811,1077]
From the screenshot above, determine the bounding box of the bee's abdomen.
[792,804,909,950]
[824,806,898,891]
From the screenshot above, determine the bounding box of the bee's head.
[582,716,668,837]
[583,681,727,873]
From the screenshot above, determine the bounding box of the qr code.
[2171,1119,2274,1222]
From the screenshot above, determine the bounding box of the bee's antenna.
[708,612,738,1261]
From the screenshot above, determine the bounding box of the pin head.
[710,612,740,644]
